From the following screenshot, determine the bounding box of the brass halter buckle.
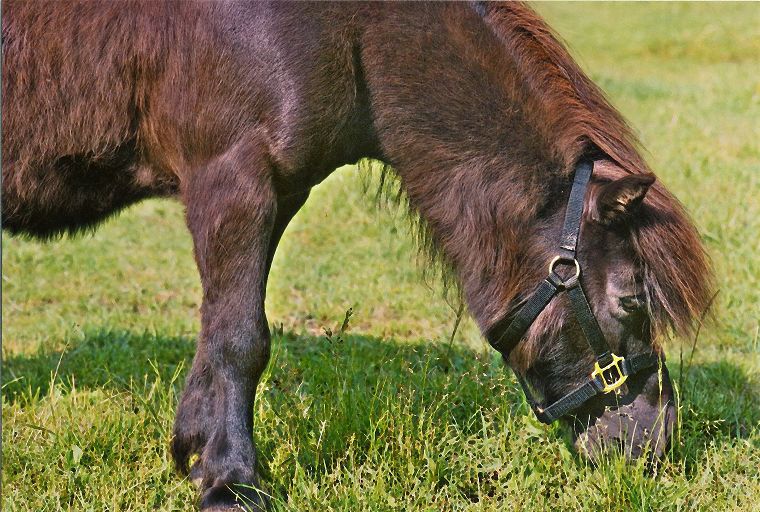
[591,353,628,393]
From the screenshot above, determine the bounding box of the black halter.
[486,160,660,424]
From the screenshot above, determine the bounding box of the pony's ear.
[592,173,656,225]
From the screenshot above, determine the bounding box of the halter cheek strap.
[486,160,660,424]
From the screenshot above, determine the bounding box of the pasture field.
[3,3,759,511]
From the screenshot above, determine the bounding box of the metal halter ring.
[548,255,581,288]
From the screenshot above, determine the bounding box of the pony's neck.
[363,3,585,327]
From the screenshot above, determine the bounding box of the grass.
[3,3,759,511]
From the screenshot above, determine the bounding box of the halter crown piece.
[486,160,660,424]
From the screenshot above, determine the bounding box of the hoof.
[200,484,270,512]
[190,460,204,488]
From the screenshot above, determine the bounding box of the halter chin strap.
[486,159,660,424]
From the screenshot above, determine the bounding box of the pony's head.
[487,159,712,460]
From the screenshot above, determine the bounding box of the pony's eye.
[619,295,645,313]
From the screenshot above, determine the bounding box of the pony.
[2,2,713,510]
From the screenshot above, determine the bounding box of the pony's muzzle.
[571,364,676,461]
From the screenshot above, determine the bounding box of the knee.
[208,320,271,376]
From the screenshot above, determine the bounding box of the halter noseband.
[486,160,660,424]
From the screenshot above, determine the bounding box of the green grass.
[3,3,759,511]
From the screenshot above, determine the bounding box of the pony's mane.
[476,1,648,176]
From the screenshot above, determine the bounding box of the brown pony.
[2,2,713,510]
